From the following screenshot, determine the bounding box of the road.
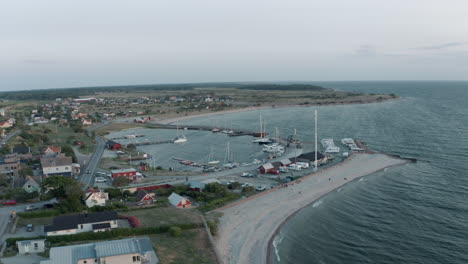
[0,199,57,243]
[79,136,105,188]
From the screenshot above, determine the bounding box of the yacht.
[173,135,187,143]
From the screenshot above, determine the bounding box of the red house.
[136,190,155,205]
[259,163,275,174]
[106,140,122,151]
[111,168,137,181]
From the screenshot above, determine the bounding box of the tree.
[205,182,224,193]
[112,176,131,187]
[41,175,84,212]
[19,167,34,177]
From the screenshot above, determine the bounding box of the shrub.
[207,220,218,236]
[128,216,140,228]
[169,226,182,237]
[17,210,60,219]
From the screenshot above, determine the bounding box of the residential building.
[85,190,109,208]
[43,146,62,156]
[106,140,123,151]
[258,163,275,174]
[44,211,119,236]
[82,119,93,126]
[0,118,14,128]
[0,153,21,177]
[168,192,191,209]
[22,176,41,193]
[40,237,159,264]
[41,155,72,177]
[136,190,155,205]
[16,239,46,255]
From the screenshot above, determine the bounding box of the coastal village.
[0,89,402,264]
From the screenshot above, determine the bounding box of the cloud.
[412,42,464,50]
[354,45,376,57]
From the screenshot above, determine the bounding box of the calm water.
[182,81,468,264]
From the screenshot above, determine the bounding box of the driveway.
[1,254,46,264]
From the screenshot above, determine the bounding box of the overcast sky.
[1,0,467,91]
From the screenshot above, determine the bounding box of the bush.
[169,226,182,237]
[128,216,140,228]
[207,220,218,236]
[17,209,60,219]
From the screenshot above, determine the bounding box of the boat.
[252,115,273,144]
[173,124,187,143]
[207,147,220,165]
[212,128,220,133]
[125,134,136,139]
[173,136,187,143]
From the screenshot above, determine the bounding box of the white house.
[84,190,109,208]
[22,176,41,193]
[17,239,46,255]
[44,211,119,236]
[41,155,72,177]
[40,237,159,264]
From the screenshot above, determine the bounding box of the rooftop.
[44,211,118,232]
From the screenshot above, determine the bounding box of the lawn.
[121,207,202,227]
[149,229,217,264]
[17,216,53,227]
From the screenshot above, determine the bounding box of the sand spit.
[214,153,408,264]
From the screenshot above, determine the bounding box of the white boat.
[125,134,136,139]
[173,136,187,143]
[207,147,220,164]
[325,146,340,153]
[173,123,187,143]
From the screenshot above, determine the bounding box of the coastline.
[212,153,409,264]
[154,96,399,125]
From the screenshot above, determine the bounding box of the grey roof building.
[40,237,159,264]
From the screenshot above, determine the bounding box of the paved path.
[1,254,46,264]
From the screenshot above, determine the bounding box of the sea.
[181,81,468,264]
[110,81,468,263]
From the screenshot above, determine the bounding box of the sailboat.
[223,142,237,168]
[252,115,273,144]
[207,147,220,165]
[173,124,187,143]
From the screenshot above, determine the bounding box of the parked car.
[241,183,252,188]
[288,164,302,171]
[26,224,34,232]
[296,162,310,169]
[2,200,17,205]
[25,205,38,211]
[241,172,255,177]
[278,166,289,173]
[256,186,266,191]
[94,172,106,177]
[86,170,91,174]
[94,177,107,183]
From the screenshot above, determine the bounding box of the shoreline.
[154,96,399,125]
[265,155,410,264]
[213,153,409,264]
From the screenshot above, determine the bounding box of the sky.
[1,0,468,91]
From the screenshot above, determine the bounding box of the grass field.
[121,207,203,227]
[17,216,53,227]
[149,229,217,264]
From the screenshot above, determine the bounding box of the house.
[85,190,109,208]
[72,163,81,175]
[106,140,123,150]
[44,211,119,236]
[111,168,137,181]
[40,237,159,264]
[82,119,93,126]
[188,181,206,192]
[295,151,326,165]
[0,153,21,177]
[43,146,61,155]
[22,176,41,193]
[0,118,14,128]
[41,155,73,177]
[259,163,275,174]
[168,192,192,209]
[13,145,31,154]
[72,97,97,103]
[136,190,155,205]
[280,159,292,167]
[16,239,46,255]
[0,109,4,116]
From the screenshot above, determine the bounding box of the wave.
[313,200,323,208]
[273,233,284,262]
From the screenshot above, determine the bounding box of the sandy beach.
[213,153,408,264]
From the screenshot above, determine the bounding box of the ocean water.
[180,81,468,264]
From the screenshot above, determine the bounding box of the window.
[56,168,59,171]
[65,167,69,170]
[34,243,38,249]
[84,261,87,264]
[27,184,31,189]
[80,224,84,229]
[133,256,140,262]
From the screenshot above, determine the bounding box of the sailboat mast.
[314,109,318,171]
